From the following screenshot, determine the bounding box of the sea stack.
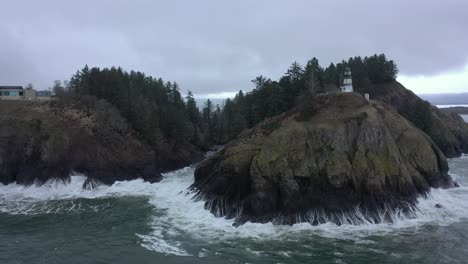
[192,92,455,226]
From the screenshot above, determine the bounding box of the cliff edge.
[0,100,161,187]
[373,81,468,158]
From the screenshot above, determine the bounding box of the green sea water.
[1,157,468,264]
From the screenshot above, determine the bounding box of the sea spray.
[0,159,467,257]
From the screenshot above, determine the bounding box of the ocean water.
[1,157,468,264]
[461,115,468,122]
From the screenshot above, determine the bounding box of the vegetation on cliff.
[53,53,464,163]
[204,54,467,158]
[372,82,468,157]
[206,54,399,143]
[55,68,206,170]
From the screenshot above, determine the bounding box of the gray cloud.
[1,0,467,94]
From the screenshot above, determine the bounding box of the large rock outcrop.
[192,92,455,226]
[0,100,163,187]
[372,81,468,158]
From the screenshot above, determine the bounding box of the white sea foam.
[1,158,468,256]
[436,104,468,108]
[134,162,468,254]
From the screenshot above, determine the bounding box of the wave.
[0,175,151,215]
[128,165,468,255]
[1,159,467,256]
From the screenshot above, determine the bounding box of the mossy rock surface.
[192,92,455,226]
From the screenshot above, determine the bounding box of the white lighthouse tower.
[341,67,353,93]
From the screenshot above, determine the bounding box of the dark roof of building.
[37,90,52,97]
[0,86,23,90]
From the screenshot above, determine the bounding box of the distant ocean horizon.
[436,104,468,108]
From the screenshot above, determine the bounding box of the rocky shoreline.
[1,83,466,227]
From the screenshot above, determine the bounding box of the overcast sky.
[1,0,467,98]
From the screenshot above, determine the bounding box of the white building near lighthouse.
[340,67,353,93]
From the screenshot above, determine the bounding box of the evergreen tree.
[285,61,305,94]
[321,63,340,93]
[202,99,215,140]
[202,99,213,124]
[185,91,199,125]
[304,58,323,95]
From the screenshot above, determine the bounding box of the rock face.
[373,81,468,158]
[0,100,162,186]
[192,92,455,226]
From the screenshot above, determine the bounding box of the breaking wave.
[1,156,467,256]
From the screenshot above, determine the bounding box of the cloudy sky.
[1,0,467,98]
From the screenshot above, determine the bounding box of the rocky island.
[192,92,457,226]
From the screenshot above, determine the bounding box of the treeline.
[56,53,399,150]
[204,54,399,143]
[56,66,214,151]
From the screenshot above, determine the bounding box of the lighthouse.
[341,67,353,93]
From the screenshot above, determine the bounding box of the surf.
[0,157,467,256]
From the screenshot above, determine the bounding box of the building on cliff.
[0,86,51,101]
[340,67,353,93]
[0,86,24,100]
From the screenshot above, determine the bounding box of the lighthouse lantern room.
[341,67,353,93]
